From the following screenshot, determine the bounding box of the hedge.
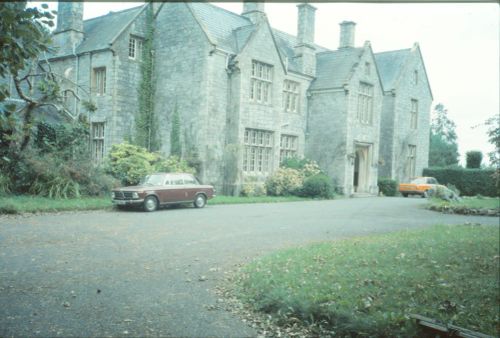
[378,177,398,196]
[423,168,499,197]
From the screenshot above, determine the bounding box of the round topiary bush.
[299,174,333,198]
[378,177,398,196]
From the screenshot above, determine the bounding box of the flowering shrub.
[265,168,304,196]
[155,155,195,175]
[241,183,266,197]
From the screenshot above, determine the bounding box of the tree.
[428,103,459,167]
[484,115,499,169]
[465,151,482,169]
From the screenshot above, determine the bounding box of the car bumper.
[112,199,144,206]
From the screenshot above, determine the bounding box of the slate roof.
[310,48,364,90]
[374,49,411,91]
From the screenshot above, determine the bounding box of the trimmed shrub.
[377,177,398,197]
[423,167,499,197]
[240,183,266,197]
[265,168,303,196]
[299,174,333,198]
[466,151,482,169]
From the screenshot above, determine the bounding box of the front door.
[353,144,370,193]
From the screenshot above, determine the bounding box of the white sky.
[31,2,499,165]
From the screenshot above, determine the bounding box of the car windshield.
[140,174,165,186]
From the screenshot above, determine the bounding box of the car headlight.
[111,192,115,199]
[132,192,139,199]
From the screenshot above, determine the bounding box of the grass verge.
[0,194,323,214]
[428,197,499,216]
[0,195,112,214]
[234,225,499,336]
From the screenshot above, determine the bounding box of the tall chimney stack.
[294,3,316,76]
[339,21,356,49]
[242,2,265,24]
[53,1,84,55]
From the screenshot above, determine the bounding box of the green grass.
[429,197,499,210]
[235,225,499,336]
[0,194,322,214]
[210,195,313,205]
[0,195,112,214]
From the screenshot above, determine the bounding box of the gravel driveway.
[0,197,497,337]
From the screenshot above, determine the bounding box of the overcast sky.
[31,2,499,165]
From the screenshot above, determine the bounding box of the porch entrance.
[353,144,371,193]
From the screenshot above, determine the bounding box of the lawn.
[0,194,318,214]
[234,225,499,336]
[428,196,499,216]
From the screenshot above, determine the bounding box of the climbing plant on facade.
[135,3,159,152]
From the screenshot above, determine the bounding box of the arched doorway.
[353,145,370,193]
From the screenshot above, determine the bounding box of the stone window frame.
[279,134,298,164]
[413,70,418,85]
[250,60,273,105]
[92,122,105,163]
[357,82,374,125]
[407,144,417,178]
[92,67,106,96]
[364,62,371,76]
[128,35,144,61]
[410,99,418,129]
[243,128,274,174]
[283,80,300,113]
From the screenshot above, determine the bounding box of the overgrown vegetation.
[465,150,482,169]
[423,167,499,197]
[134,3,159,151]
[235,225,499,337]
[378,177,398,196]
[428,104,459,167]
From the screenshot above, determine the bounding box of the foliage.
[134,3,159,151]
[484,115,500,169]
[0,172,12,195]
[281,157,322,177]
[265,168,303,196]
[170,105,182,157]
[299,174,334,199]
[240,183,266,197]
[154,155,195,175]
[377,177,398,197]
[107,142,160,185]
[106,142,196,185]
[423,167,499,197]
[427,185,460,202]
[429,104,459,167]
[0,195,112,214]
[235,225,499,336]
[465,151,482,169]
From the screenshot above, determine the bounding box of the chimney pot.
[242,2,265,23]
[339,21,356,49]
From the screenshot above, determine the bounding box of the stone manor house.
[46,1,432,195]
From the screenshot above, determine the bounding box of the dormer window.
[129,36,144,60]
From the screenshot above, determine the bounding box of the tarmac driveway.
[0,197,498,337]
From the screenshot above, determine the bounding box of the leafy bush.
[240,183,266,197]
[154,155,195,174]
[423,167,499,197]
[265,168,303,196]
[377,177,398,196]
[299,174,333,198]
[0,173,11,195]
[107,143,160,185]
[465,151,482,169]
[281,157,321,177]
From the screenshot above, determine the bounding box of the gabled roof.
[373,49,411,91]
[77,5,145,54]
[188,3,252,52]
[310,47,364,90]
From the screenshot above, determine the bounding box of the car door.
[182,174,199,200]
[169,174,188,203]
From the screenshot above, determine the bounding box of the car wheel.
[143,196,158,212]
[402,193,408,198]
[193,194,206,208]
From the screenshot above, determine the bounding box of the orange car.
[399,177,444,198]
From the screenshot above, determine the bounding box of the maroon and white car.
[112,173,215,212]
